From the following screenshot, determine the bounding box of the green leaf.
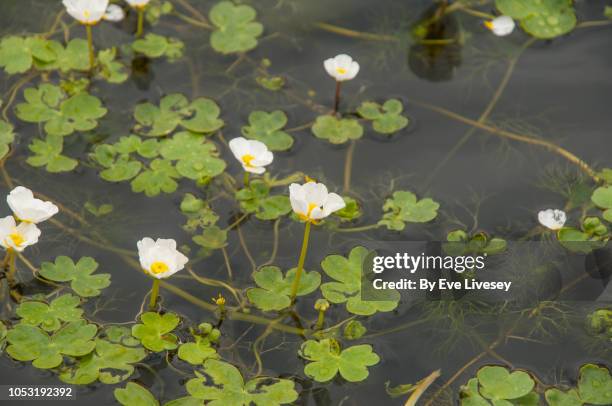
[343,320,366,340]
[577,364,612,405]
[132,312,180,352]
[16,294,83,332]
[132,33,184,60]
[84,202,114,217]
[209,1,263,54]
[159,132,226,180]
[185,359,297,405]
[178,337,218,365]
[357,99,409,134]
[115,382,159,406]
[235,180,291,220]
[592,186,612,209]
[27,135,78,173]
[558,227,605,254]
[0,119,15,160]
[247,266,320,311]
[544,388,582,406]
[101,158,142,182]
[193,226,228,250]
[37,39,89,72]
[477,366,535,401]
[6,321,96,369]
[0,36,57,74]
[39,256,111,297]
[320,246,400,315]
[379,191,439,231]
[334,196,362,222]
[134,95,223,136]
[241,110,293,151]
[495,0,576,39]
[256,75,285,91]
[300,339,380,382]
[311,115,363,144]
[460,378,491,406]
[98,48,129,83]
[60,338,146,384]
[131,158,180,197]
[16,84,107,137]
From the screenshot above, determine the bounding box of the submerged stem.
[6,249,16,286]
[136,8,144,37]
[290,221,312,302]
[343,140,356,193]
[333,81,342,114]
[85,24,94,70]
[149,278,160,310]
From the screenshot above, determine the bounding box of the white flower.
[324,54,360,82]
[485,16,515,37]
[63,0,110,24]
[137,237,189,279]
[538,209,566,231]
[289,181,346,222]
[126,0,151,8]
[103,4,125,21]
[0,216,40,252]
[229,137,274,175]
[7,186,59,224]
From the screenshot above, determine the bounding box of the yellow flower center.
[84,9,91,19]
[242,154,256,168]
[9,233,24,247]
[298,203,319,222]
[336,67,347,75]
[150,261,169,274]
[484,20,494,30]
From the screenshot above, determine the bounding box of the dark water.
[1,0,611,405]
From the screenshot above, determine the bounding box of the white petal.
[104,4,125,21]
[309,207,326,220]
[0,216,16,236]
[489,16,515,36]
[324,58,337,78]
[302,182,328,207]
[323,193,346,216]
[229,137,251,160]
[538,209,566,230]
[289,183,307,215]
[7,186,59,223]
[244,164,265,174]
[126,0,150,7]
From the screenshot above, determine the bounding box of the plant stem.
[315,310,325,330]
[343,140,355,192]
[243,172,250,187]
[290,221,312,302]
[86,25,95,70]
[136,8,144,37]
[149,278,160,310]
[333,81,341,114]
[6,249,16,286]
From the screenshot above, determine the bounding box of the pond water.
[0,0,611,405]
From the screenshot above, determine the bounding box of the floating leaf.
[60,338,146,384]
[84,202,114,217]
[6,321,96,369]
[37,39,89,72]
[192,225,228,250]
[495,0,576,39]
[0,36,57,74]
[98,48,129,83]
[247,266,320,311]
[178,336,218,365]
[357,99,409,134]
[16,84,107,137]
[104,326,141,347]
[320,246,400,315]
[334,196,362,222]
[477,366,535,401]
[0,119,15,160]
[131,312,180,352]
[379,191,439,231]
[114,382,159,406]
[180,194,219,232]
[209,1,263,54]
[311,116,363,144]
[235,180,291,220]
[343,320,366,340]
[132,33,184,60]
[256,76,284,91]
[131,158,180,197]
[241,110,293,151]
[27,135,77,173]
[184,359,298,405]
[545,388,582,406]
[299,339,380,382]
[577,364,612,405]
[592,186,612,211]
[16,294,83,332]
[160,132,226,180]
[460,378,490,406]
[39,256,111,297]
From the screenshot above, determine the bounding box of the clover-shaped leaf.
[27,135,78,173]
[357,99,409,134]
[134,95,223,136]
[131,158,180,197]
[460,378,491,406]
[235,180,291,220]
[39,256,111,297]
[60,338,146,384]
[0,119,15,160]
[299,339,380,382]
[16,294,83,332]
[312,116,363,144]
[247,266,320,311]
[132,312,180,352]
[193,226,228,250]
[495,0,576,39]
[181,194,220,232]
[477,366,535,401]
[592,186,612,222]
[334,196,362,222]
[184,359,298,405]
[544,388,582,406]
[241,110,293,151]
[37,39,89,72]
[6,321,96,369]
[16,84,107,137]
[98,48,129,84]
[577,364,612,405]
[160,132,226,180]
[379,191,439,231]
[132,33,184,60]
[0,36,57,74]
[178,337,218,365]
[209,1,263,54]
[115,382,159,406]
[320,246,399,315]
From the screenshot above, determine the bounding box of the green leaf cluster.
[39,256,111,297]
[241,110,293,151]
[115,382,159,406]
[131,312,180,352]
[460,366,537,406]
[357,99,409,134]
[592,185,612,222]
[235,180,291,220]
[379,191,440,231]
[443,230,507,256]
[545,364,612,406]
[0,119,15,160]
[209,2,263,54]
[558,217,609,254]
[180,193,220,233]
[0,37,88,74]
[27,135,77,172]
[132,33,184,61]
[247,266,320,311]
[495,0,576,39]
[312,116,363,144]
[16,294,83,332]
